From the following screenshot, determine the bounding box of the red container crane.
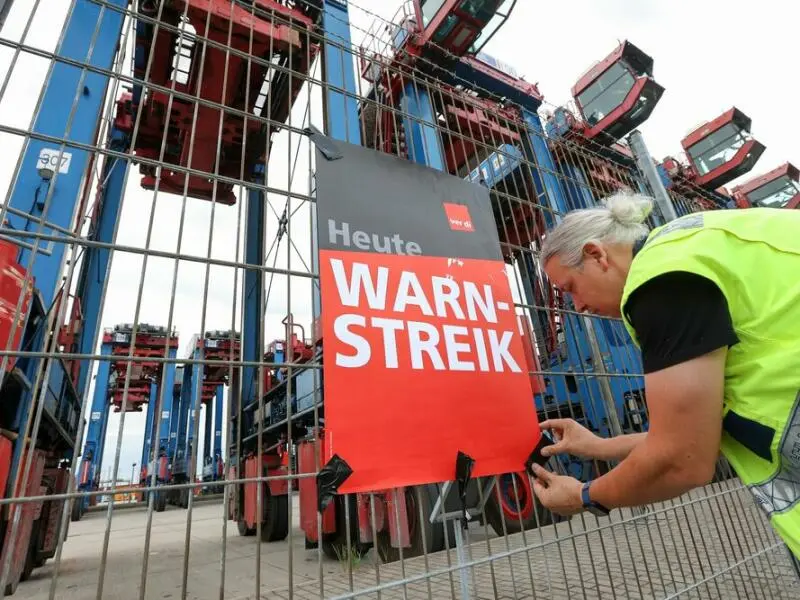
[732,162,800,209]
[569,40,664,143]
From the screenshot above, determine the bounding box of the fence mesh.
[0,0,796,598]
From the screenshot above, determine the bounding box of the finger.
[531,478,548,501]
[540,441,565,457]
[539,419,567,431]
[531,463,553,484]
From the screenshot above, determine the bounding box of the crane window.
[747,176,800,208]
[686,123,751,176]
[466,0,515,54]
[576,63,636,126]
[420,0,447,26]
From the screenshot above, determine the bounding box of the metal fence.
[0,1,796,599]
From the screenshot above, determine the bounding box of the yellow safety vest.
[619,207,800,558]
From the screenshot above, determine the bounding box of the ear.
[582,242,609,269]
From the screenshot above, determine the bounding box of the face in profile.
[543,242,628,318]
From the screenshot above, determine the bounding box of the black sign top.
[314,135,502,262]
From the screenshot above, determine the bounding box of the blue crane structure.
[237,0,677,560]
[0,0,798,593]
[73,322,179,520]
[0,0,129,593]
[0,0,357,591]
[165,330,238,507]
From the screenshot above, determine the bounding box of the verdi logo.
[443,202,474,232]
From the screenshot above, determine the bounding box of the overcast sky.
[0,0,796,481]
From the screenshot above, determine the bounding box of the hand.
[530,463,584,517]
[539,418,603,459]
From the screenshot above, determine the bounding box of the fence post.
[629,129,678,222]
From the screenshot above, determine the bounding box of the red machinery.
[105,324,179,412]
[130,0,316,203]
[0,240,33,375]
[413,0,516,57]
[0,450,44,595]
[662,107,765,192]
[359,0,539,162]
[547,40,664,145]
[232,0,549,562]
[731,162,800,209]
[196,330,240,402]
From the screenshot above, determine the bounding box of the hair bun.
[604,191,654,226]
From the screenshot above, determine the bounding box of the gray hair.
[540,190,654,268]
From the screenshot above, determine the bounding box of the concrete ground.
[13,482,800,600]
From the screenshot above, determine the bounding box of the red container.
[0,240,32,372]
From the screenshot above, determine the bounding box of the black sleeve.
[623,271,739,374]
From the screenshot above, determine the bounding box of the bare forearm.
[589,438,703,508]
[592,433,647,461]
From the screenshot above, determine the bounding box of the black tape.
[455,451,475,520]
[316,454,352,513]
[525,431,555,474]
[305,125,343,161]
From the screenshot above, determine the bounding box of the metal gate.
[0,0,796,598]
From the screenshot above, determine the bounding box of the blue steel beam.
[241,168,265,440]
[203,396,213,461]
[182,362,203,473]
[7,0,126,307]
[174,366,191,467]
[6,0,127,504]
[213,385,223,479]
[157,350,178,458]
[321,0,360,146]
[188,345,204,466]
[521,109,569,225]
[141,382,158,472]
[400,81,445,171]
[77,341,112,510]
[310,0,362,321]
[213,384,223,462]
[167,370,182,462]
[73,127,129,400]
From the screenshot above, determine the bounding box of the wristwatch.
[581,482,610,516]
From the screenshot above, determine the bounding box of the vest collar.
[632,235,648,258]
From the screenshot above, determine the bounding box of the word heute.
[329,258,520,373]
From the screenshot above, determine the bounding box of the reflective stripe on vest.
[751,392,800,517]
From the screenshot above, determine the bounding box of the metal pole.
[0,0,14,31]
[581,317,624,438]
[453,519,472,600]
[628,129,678,223]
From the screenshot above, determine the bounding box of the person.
[527,190,800,563]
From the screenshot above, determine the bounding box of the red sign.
[315,139,540,494]
[443,202,475,232]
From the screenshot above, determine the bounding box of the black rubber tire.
[260,486,289,542]
[70,499,82,522]
[237,519,256,537]
[155,492,167,513]
[321,495,371,560]
[485,473,551,536]
[377,486,444,563]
